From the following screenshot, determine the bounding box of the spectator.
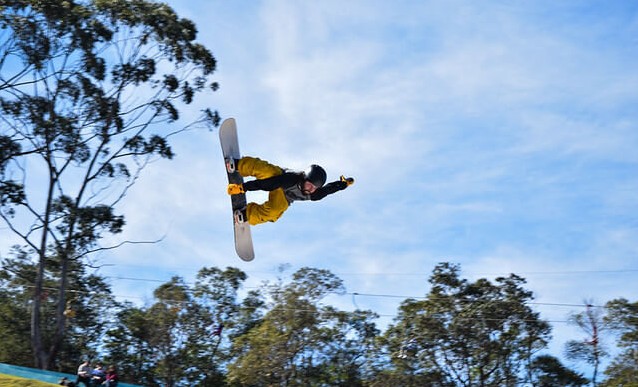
[91,363,106,385]
[75,360,91,387]
[104,365,118,387]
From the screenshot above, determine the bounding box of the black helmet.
[304,164,327,188]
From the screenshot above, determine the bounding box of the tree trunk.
[31,165,56,369]
[31,251,47,369]
[48,253,70,369]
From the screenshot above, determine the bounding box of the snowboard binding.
[234,208,247,224]
[225,157,236,173]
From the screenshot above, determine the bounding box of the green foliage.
[0,284,32,365]
[380,262,552,386]
[2,262,625,386]
[601,299,638,386]
[227,267,378,386]
[0,248,119,369]
[103,267,249,386]
[528,355,589,386]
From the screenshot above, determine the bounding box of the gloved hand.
[340,175,355,186]
[227,183,245,195]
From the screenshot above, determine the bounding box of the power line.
[102,275,609,309]
[100,264,638,278]
[25,285,576,324]
[19,281,606,315]
[347,292,605,308]
[338,268,638,277]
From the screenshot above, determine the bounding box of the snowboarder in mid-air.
[226,156,354,225]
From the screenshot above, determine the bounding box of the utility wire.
[348,292,605,308]
[25,284,576,324]
[100,276,609,309]
[100,265,638,278]
[20,283,606,313]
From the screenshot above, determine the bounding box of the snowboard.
[219,118,255,261]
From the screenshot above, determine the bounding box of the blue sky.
[3,0,637,372]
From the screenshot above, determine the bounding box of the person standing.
[75,360,91,387]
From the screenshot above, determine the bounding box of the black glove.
[340,175,355,186]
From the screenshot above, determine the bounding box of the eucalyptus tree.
[600,298,638,387]
[103,267,249,386]
[565,303,609,386]
[227,267,379,386]
[382,263,554,386]
[318,307,380,386]
[181,266,249,386]
[104,276,194,387]
[0,244,120,370]
[0,0,218,369]
[0,249,33,365]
